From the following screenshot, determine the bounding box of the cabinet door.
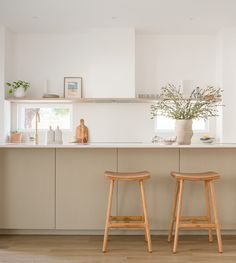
[117,148,179,230]
[180,148,236,230]
[56,149,117,230]
[0,149,55,229]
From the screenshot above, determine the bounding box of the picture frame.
[64,77,82,99]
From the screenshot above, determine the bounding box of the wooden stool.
[102,170,152,253]
[168,171,223,253]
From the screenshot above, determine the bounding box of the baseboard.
[0,229,235,235]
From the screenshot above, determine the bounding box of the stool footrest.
[179,223,215,229]
[110,216,144,222]
[108,223,145,228]
[177,216,208,222]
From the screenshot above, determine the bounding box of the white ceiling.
[0,0,236,34]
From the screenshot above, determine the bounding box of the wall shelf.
[5,98,157,104]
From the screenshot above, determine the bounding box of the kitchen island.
[0,143,236,235]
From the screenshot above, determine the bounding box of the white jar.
[55,126,63,144]
[47,126,55,144]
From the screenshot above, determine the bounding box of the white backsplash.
[10,103,155,144]
[72,103,154,143]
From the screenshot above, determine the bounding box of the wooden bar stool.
[102,170,152,253]
[168,171,223,253]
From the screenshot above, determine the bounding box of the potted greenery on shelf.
[151,84,223,145]
[6,80,30,98]
[10,131,22,143]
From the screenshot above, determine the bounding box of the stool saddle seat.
[105,170,150,181]
[171,171,220,181]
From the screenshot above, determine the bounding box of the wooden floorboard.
[0,235,235,262]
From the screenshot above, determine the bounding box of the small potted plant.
[6,80,30,98]
[151,84,223,145]
[10,131,22,143]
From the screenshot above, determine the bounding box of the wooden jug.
[76,119,88,143]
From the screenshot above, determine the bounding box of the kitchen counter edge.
[1,143,236,148]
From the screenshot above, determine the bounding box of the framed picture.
[64,77,82,99]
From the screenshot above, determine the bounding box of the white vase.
[175,119,193,145]
[14,87,26,98]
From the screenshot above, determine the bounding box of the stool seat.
[105,170,150,181]
[171,171,220,181]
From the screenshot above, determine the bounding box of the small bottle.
[47,126,55,144]
[55,126,63,144]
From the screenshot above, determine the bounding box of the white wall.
[0,26,5,142]
[9,31,221,143]
[73,103,154,142]
[5,29,15,84]
[10,102,155,143]
[218,28,236,142]
[6,29,236,143]
[135,34,217,95]
[0,27,14,142]
[13,28,135,98]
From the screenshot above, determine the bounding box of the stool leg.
[144,221,148,242]
[205,181,213,242]
[173,179,184,254]
[102,179,114,252]
[209,181,223,253]
[139,180,152,253]
[168,181,180,242]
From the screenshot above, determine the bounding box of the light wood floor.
[0,235,235,262]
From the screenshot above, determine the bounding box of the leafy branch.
[151,84,223,120]
[6,80,30,94]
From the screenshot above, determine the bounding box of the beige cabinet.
[0,149,55,229]
[56,148,117,230]
[180,148,236,230]
[117,148,179,230]
[0,147,234,232]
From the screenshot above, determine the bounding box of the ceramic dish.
[201,138,214,143]
[200,136,215,143]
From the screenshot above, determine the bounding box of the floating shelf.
[5,98,157,104]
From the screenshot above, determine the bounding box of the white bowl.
[201,138,214,144]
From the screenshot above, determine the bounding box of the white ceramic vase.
[175,119,193,145]
[14,87,26,98]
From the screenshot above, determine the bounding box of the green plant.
[6,80,30,94]
[11,131,21,134]
[151,84,223,120]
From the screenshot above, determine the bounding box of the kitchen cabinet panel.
[56,148,117,230]
[180,148,236,230]
[0,149,55,229]
[117,148,179,230]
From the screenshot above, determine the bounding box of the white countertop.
[1,142,236,148]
